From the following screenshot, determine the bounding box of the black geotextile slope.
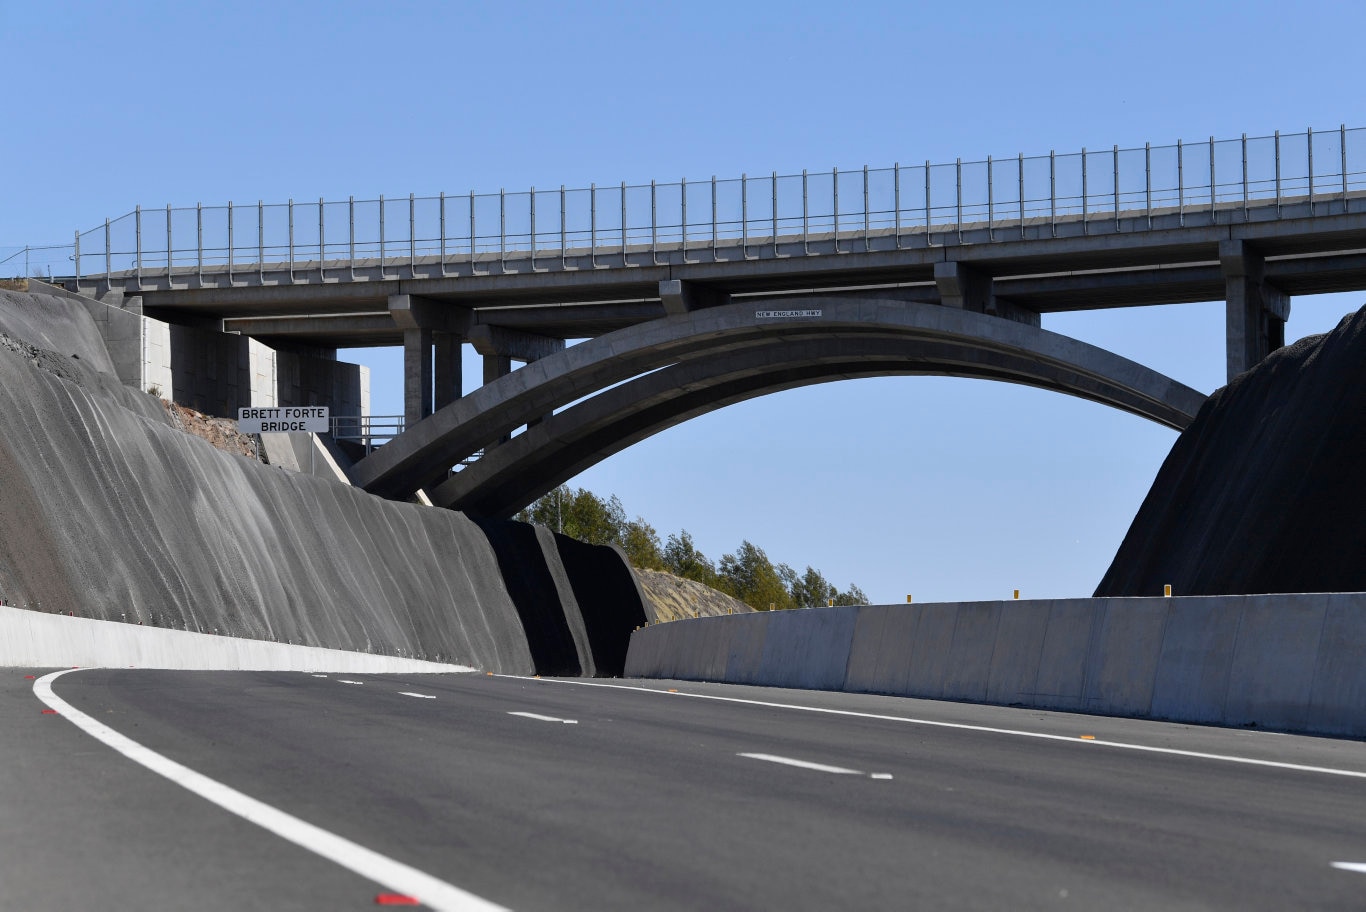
[1095,304,1366,596]
[475,519,583,676]
[552,533,650,677]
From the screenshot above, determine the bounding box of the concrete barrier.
[0,605,475,673]
[624,593,1366,738]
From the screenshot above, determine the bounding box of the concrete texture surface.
[625,594,1366,737]
[0,290,643,675]
[356,296,1205,501]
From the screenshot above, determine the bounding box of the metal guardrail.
[8,126,1364,282]
[330,415,483,463]
[330,415,404,454]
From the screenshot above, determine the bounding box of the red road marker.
[24,675,34,680]
[41,709,58,715]
[374,894,420,906]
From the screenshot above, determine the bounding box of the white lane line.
[739,753,861,774]
[502,676,1366,781]
[1332,862,1366,874]
[309,674,328,678]
[338,680,364,685]
[34,670,509,912]
[739,752,893,779]
[399,692,436,700]
[507,711,577,725]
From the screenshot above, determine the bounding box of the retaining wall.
[624,594,1366,738]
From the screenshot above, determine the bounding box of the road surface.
[4,668,1365,910]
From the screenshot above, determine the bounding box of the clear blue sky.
[5,1,1363,602]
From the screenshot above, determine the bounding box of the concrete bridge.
[33,126,1366,510]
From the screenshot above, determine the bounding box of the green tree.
[621,517,665,570]
[833,583,870,606]
[662,530,718,586]
[789,565,837,608]
[517,486,624,545]
[718,541,794,611]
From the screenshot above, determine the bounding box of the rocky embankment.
[0,289,646,674]
[1096,304,1366,596]
[634,568,753,622]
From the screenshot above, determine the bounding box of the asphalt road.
[4,668,1366,911]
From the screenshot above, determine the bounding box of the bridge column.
[390,294,471,426]
[434,332,462,410]
[934,261,1039,326]
[403,328,434,427]
[1221,240,1289,382]
[659,279,730,316]
[469,324,565,445]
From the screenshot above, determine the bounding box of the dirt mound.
[635,568,754,622]
[1095,304,1366,596]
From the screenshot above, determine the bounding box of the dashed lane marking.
[503,676,1366,781]
[338,680,364,685]
[399,692,436,700]
[1332,862,1366,874]
[738,752,892,779]
[33,669,510,912]
[508,711,577,725]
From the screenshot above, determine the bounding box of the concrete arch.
[350,297,1206,500]
[432,334,1206,517]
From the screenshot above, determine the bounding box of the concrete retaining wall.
[624,593,1366,738]
[0,604,474,673]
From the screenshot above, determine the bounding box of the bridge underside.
[348,297,1206,506]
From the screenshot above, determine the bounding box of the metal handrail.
[10,125,1363,282]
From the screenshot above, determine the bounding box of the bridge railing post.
[104,217,111,278]
[1342,124,1349,211]
[1017,154,1024,239]
[530,185,537,271]
[1081,148,1088,233]
[801,170,809,254]
[893,163,902,248]
[988,157,999,241]
[1145,143,1152,230]
[590,183,597,268]
[1113,145,1120,231]
[832,167,840,253]
[439,191,447,277]
[227,203,234,282]
[1274,131,1281,215]
[1177,139,1184,227]
[1308,126,1315,216]
[954,159,962,243]
[741,172,749,259]
[166,203,172,279]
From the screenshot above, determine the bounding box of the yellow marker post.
[1164,584,1172,597]
[1013,589,1020,600]
[906,595,913,604]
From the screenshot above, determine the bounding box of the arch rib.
[350,297,1206,501]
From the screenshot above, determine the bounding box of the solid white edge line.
[34,669,510,912]
[739,752,862,775]
[508,711,577,724]
[399,692,436,699]
[496,676,1366,781]
[1332,862,1366,874]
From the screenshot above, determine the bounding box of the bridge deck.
[67,190,1366,349]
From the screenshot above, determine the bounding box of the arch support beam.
[350,296,1204,500]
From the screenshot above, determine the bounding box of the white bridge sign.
[237,406,329,434]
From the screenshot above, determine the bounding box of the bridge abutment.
[1221,240,1289,382]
